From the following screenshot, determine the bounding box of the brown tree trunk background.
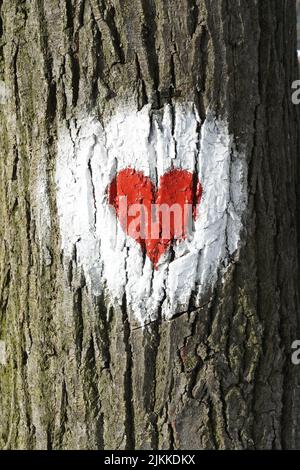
[0,0,300,450]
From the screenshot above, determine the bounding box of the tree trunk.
[0,0,300,450]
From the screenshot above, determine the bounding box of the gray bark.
[0,0,300,450]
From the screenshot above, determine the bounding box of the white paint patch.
[54,104,247,324]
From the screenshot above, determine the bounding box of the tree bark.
[0,0,300,450]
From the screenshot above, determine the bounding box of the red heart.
[108,168,202,268]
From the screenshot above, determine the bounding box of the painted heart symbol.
[108,168,202,267]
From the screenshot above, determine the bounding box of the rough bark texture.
[0,0,300,450]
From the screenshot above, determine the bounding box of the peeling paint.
[54,103,248,323]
